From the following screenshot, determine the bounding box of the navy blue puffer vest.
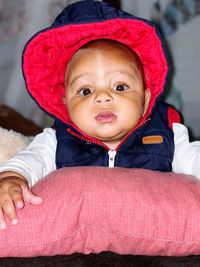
[55,101,174,172]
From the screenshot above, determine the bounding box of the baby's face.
[63,40,150,149]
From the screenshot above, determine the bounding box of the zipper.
[115,117,151,151]
[67,128,109,150]
[67,117,151,167]
[108,150,117,168]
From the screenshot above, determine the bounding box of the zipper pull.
[108,150,117,168]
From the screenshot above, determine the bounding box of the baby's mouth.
[95,111,117,123]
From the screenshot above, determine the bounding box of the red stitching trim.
[67,118,151,152]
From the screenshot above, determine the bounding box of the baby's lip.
[95,111,117,123]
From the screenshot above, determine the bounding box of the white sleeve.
[172,123,200,179]
[0,128,57,188]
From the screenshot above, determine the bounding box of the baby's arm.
[0,128,57,187]
[0,128,57,229]
[172,123,200,179]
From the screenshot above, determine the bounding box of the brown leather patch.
[142,135,163,144]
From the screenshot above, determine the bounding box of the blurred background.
[0,0,200,138]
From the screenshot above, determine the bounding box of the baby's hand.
[0,175,42,230]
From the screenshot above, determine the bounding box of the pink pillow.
[1,167,200,257]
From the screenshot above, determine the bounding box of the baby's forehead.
[68,39,144,70]
[75,39,140,60]
[65,39,145,85]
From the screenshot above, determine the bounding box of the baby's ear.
[143,88,151,116]
[62,97,67,104]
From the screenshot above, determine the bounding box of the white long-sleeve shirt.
[0,123,200,188]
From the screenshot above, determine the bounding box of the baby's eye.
[113,84,128,92]
[79,88,93,96]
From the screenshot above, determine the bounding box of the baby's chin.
[81,128,129,148]
[94,133,126,148]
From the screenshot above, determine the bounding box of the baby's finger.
[21,185,43,205]
[0,207,7,230]
[0,196,18,225]
[9,187,24,210]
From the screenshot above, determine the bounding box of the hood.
[22,0,169,128]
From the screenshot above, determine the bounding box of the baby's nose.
[94,91,113,104]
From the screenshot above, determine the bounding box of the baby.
[0,1,199,229]
[63,40,150,150]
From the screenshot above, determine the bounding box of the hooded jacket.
[22,0,180,172]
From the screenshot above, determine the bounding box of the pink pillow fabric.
[1,167,200,257]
